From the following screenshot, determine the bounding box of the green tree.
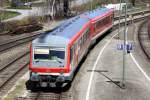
[128,0,135,6]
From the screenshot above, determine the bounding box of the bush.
[0,16,43,34]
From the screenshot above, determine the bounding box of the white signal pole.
[122,0,127,88]
[118,0,122,39]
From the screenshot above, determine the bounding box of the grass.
[1,0,32,9]
[0,11,20,20]
[20,0,38,3]
[0,15,43,33]
[7,6,32,10]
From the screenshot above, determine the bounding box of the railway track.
[16,82,73,100]
[0,61,29,89]
[0,27,57,53]
[138,18,150,59]
[0,9,150,54]
[0,32,41,53]
[16,89,63,100]
[0,53,29,99]
[0,9,150,100]
[114,9,150,20]
[0,48,64,100]
[0,51,29,72]
[34,92,62,100]
[28,11,150,100]
[148,22,150,40]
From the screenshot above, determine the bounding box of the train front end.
[28,35,71,88]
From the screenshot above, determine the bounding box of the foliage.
[7,6,32,9]
[71,0,114,13]
[0,11,20,20]
[0,16,42,33]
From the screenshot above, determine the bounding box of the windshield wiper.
[55,58,63,63]
[35,60,40,63]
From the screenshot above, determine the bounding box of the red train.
[27,7,114,90]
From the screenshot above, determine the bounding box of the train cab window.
[70,47,73,62]
[49,49,65,60]
[34,48,65,61]
[34,48,49,60]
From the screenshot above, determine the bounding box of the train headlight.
[47,75,52,80]
[56,76,65,82]
[60,69,64,75]
[30,72,39,81]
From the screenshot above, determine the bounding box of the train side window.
[81,36,84,46]
[74,43,77,51]
[78,38,81,48]
[97,21,100,28]
[80,38,82,46]
[70,47,73,62]
[70,45,75,67]
[103,18,106,24]
[111,15,113,22]
[70,46,74,67]
[95,15,112,29]
[107,16,110,23]
[85,29,89,39]
[104,17,108,24]
[108,16,110,22]
[94,21,99,30]
[83,33,86,43]
[70,46,74,63]
[94,23,97,29]
[83,31,86,43]
[83,28,90,43]
[78,38,80,47]
[105,18,107,23]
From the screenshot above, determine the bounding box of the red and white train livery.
[28,7,114,89]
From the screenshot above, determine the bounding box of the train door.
[70,43,78,70]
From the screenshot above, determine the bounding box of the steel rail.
[0,51,29,72]
[138,19,150,59]
[0,61,29,90]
